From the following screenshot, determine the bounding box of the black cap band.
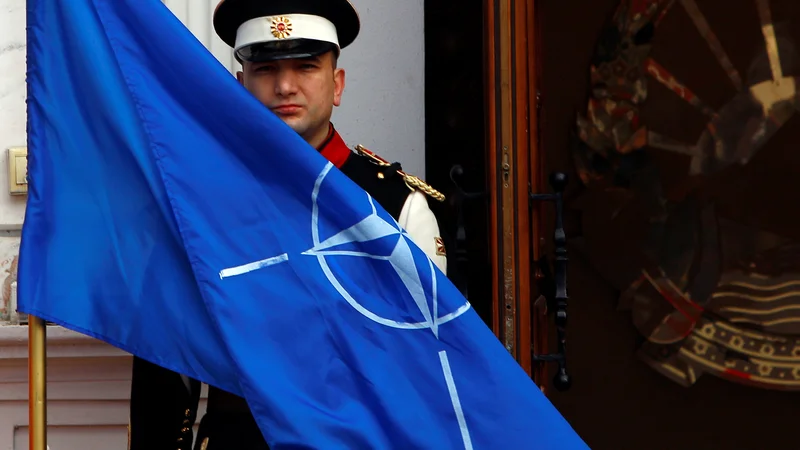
[235,40,339,63]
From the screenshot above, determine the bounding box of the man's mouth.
[272,105,302,115]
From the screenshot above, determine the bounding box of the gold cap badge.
[270,17,292,39]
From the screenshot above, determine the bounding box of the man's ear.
[333,68,345,107]
[236,71,245,85]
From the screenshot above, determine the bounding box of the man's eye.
[301,64,317,69]
[256,65,276,72]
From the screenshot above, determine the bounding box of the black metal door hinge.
[530,172,571,391]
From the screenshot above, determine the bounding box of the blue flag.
[19,0,587,448]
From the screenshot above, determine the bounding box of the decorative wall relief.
[0,235,19,323]
[572,0,800,390]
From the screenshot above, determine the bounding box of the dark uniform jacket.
[128,126,449,450]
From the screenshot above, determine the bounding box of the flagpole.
[28,315,47,450]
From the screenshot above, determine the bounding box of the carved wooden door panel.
[531,0,800,447]
[573,0,800,391]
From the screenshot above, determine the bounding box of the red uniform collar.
[318,124,351,168]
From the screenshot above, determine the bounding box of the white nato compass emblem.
[219,162,474,449]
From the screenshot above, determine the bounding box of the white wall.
[0,0,28,225]
[332,0,426,177]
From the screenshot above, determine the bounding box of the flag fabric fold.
[19,0,588,448]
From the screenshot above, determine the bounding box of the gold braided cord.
[403,175,446,202]
[354,144,446,202]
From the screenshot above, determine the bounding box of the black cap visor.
[235,39,339,63]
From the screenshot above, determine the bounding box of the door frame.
[484,0,547,384]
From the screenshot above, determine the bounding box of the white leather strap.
[398,191,447,275]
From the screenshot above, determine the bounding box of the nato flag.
[18,0,588,448]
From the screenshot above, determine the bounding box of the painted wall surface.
[0,0,28,226]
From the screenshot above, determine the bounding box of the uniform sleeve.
[129,356,201,450]
[398,190,447,275]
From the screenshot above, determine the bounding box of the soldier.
[128,0,450,449]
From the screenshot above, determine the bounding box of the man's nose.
[274,69,299,96]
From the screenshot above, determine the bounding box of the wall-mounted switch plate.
[7,147,27,196]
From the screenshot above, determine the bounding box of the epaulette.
[354,144,445,202]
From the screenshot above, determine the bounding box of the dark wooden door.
[538,0,800,448]
[484,0,571,391]
[484,0,536,377]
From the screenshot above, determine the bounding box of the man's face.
[237,51,345,147]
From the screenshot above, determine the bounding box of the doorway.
[423,0,493,327]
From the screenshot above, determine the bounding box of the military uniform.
[129,1,450,448]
